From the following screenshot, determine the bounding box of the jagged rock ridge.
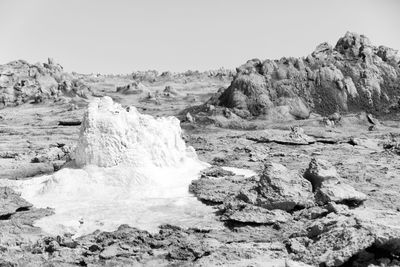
[0,58,92,107]
[210,32,400,119]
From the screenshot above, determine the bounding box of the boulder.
[304,158,367,205]
[316,182,368,206]
[0,187,32,218]
[256,162,314,211]
[303,158,340,190]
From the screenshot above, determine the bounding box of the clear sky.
[0,0,399,74]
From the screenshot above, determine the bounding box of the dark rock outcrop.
[209,32,400,119]
[0,187,32,219]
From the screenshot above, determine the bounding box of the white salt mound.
[1,97,222,236]
[73,96,195,168]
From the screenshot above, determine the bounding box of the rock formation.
[73,96,198,168]
[304,158,367,206]
[0,58,92,107]
[209,32,400,119]
[115,80,148,95]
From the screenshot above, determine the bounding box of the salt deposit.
[222,166,257,178]
[73,96,197,169]
[0,97,223,236]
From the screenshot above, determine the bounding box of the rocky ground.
[1,32,400,266]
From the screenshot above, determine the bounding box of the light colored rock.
[343,77,358,97]
[186,112,194,123]
[304,158,367,205]
[317,182,367,205]
[222,203,291,224]
[258,162,314,211]
[100,244,121,259]
[285,259,313,267]
[304,158,340,189]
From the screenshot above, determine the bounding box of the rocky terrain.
[187,32,400,124]
[1,32,400,266]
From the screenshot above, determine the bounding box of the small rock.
[200,166,235,178]
[285,259,313,267]
[45,240,60,253]
[304,158,340,190]
[186,112,194,123]
[316,182,367,206]
[326,202,351,215]
[88,244,101,252]
[99,244,120,259]
[328,112,341,123]
[366,113,379,125]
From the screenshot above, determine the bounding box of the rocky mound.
[0,58,92,107]
[209,32,400,119]
[115,80,148,95]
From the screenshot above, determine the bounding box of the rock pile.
[0,58,92,107]
[189,160,400,266]
[304,158,367,206]
[191,159,366,223]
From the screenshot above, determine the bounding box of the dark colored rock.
[209,32,400,119]
[0,187,32,219]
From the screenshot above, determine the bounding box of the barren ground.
[1,75,400,266]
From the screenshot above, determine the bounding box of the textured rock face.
[211,32,400,119]
[191,161,315,224]
[0,187,32,218]
[116,81,148,95]
[304,158,367,205]
[0,58,91,107]
[256,162,314,211]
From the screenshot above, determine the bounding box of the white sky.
[0,0,399,74]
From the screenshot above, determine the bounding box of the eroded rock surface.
[0,58,92,107]
[0,187,32,218]
[304,158,367,206]
[207,32,400,120]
